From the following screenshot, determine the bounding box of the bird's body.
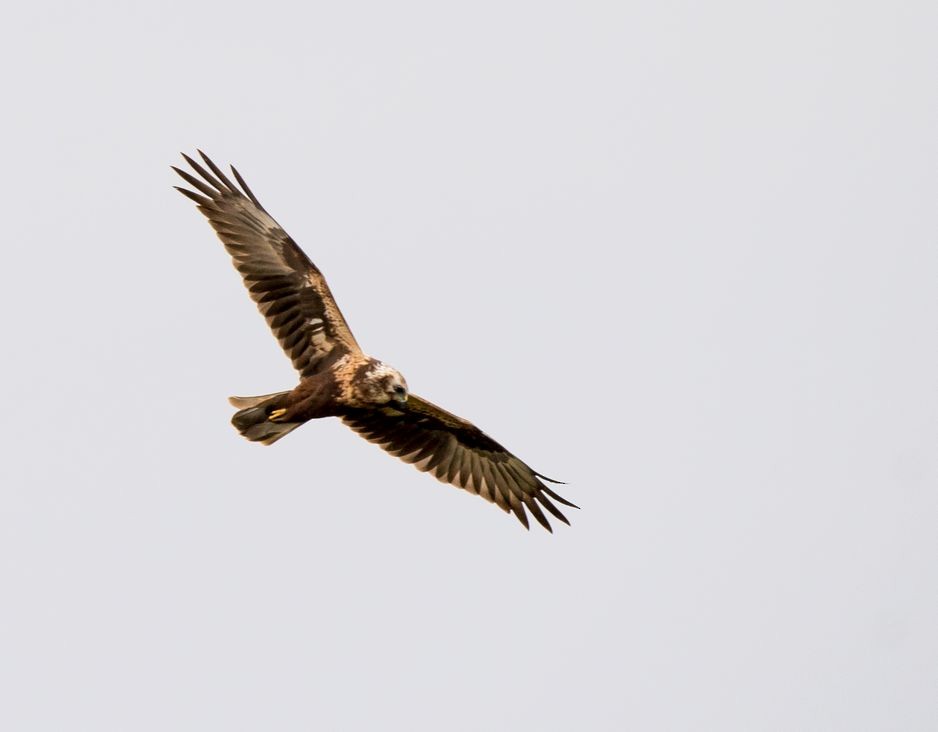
[174,151,575,531]
[229,353,406,442]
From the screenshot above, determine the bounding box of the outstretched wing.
[341,395,576,531]
[174,151,361,376]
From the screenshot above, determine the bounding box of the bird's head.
[360,360,409,406]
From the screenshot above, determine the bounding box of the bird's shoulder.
[327,351,377,405]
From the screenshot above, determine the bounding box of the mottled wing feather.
[174,151,361,376]
[341,394,576,531]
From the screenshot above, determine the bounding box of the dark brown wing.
[174,151,361,376]
[341,394,576,531]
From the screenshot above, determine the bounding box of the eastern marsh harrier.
[174,152,575,531]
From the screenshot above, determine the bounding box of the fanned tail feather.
[229,391,300,445]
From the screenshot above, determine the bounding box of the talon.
[268,408,287,421]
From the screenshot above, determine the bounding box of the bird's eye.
[394,385,406,396]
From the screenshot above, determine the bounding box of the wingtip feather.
[540,484,579,509]
[181,151,226,193]
[174,185,213,207]
[534,471,566,485]
[198,150,238,192]
[231,164,267,211]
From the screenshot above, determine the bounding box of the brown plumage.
[174,151,576,531]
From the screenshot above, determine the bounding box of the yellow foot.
[268,408,287,421]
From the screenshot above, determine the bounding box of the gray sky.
[2,1,936,730]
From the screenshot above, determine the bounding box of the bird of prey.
[173,151,575,531]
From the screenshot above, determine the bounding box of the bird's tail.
[229,392,300,445]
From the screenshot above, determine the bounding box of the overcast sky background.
[1,2,936,730]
